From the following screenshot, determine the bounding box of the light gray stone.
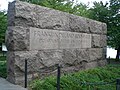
[9,0,70,31]
[92,34,100,48]
[62,49,77,66]
[69,15,90,33]
[100,35,107,47]
[87,19,103,34]
[102,23,107,35]
[85,61,98,69]
[91,34,107,48]
[30,27,91,50]
[8,0,107,34]
[6,26,29,51]
[76,49,89,63]
[85,60,107,69]
[89,48,103,61]
[6,0,107,87]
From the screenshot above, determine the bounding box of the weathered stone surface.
[87,19,103,34]
[6,51,15,84]
[100,35,107,47]
[76,49,89,63]
[6,0,107,87]
[30,27,91,50]
[8,0,107,34]
[98,59,107,66]
[6,26,29,51]
[92,34,100,48]
[7,1,15,26]
[62,49,77,66]
[85,61,98,69]
[91,34,107,48]
[102,23,107,35]
[69,15,90,33]
[9,1,70,31]
[89,48,103,61]
[85,60,107,69]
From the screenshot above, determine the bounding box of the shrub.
[30,65,120,90]
[0,56,7,78]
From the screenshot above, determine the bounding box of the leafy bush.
[0,56,6,61]
[0,56,7,78]
[30,65,120,90]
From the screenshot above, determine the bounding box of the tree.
[89,0,120,60]
[108,0,120,60]
[89,1,110,24]
[20,0,74,12]
[0,11,7,50]
[72,3,91,18]
[20,0,90,17]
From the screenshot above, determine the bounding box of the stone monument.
[6,0,107,86]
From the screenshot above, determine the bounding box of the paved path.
[0,78,27,90]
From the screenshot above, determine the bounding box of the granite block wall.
[6,0,107,86]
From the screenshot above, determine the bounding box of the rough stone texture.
[6,0,107,87]
[100,35,107,47]
[6,26,29,51]
[8,0,107,35]
[92,34,100,48]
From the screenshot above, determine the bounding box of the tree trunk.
[116,46,120,61]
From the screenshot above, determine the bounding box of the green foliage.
[0,11,7,44]
[0,56,6,61]
[0,56,7,78]
[89,1,109,23]
[20,0,73,11]
[88,0,120,59]
[72,3,91,18]
[20,0,90,18]
[107,0,120,49]
[30,65,120,90]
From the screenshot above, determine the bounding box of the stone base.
[6,49,107,86]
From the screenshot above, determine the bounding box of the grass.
[0,56,6,61]
[30,65,120,90]
[0,56,7,78]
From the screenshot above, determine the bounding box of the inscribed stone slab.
[30,27,91,50]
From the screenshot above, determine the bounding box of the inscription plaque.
[30,27,91,50]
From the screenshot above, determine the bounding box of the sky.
[0,0,117,58]
[0,0,14,10]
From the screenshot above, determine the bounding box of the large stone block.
[76,49,89,63]
[100,35,107,47]
[8,1,107,34]
[8,0,70,31]
[92,34,100,48]
[6,26,29,51]
[89,48,103,61]
[87,19,107,34]
[6,0,107,87]
[69,15,90,33]
[6,27,92,51]
[91,34,107,48]
[85,60,107,69]
[85,61,98,69]
[62,49,77,66]
[30,27,92,50]
[6,51,15,84]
